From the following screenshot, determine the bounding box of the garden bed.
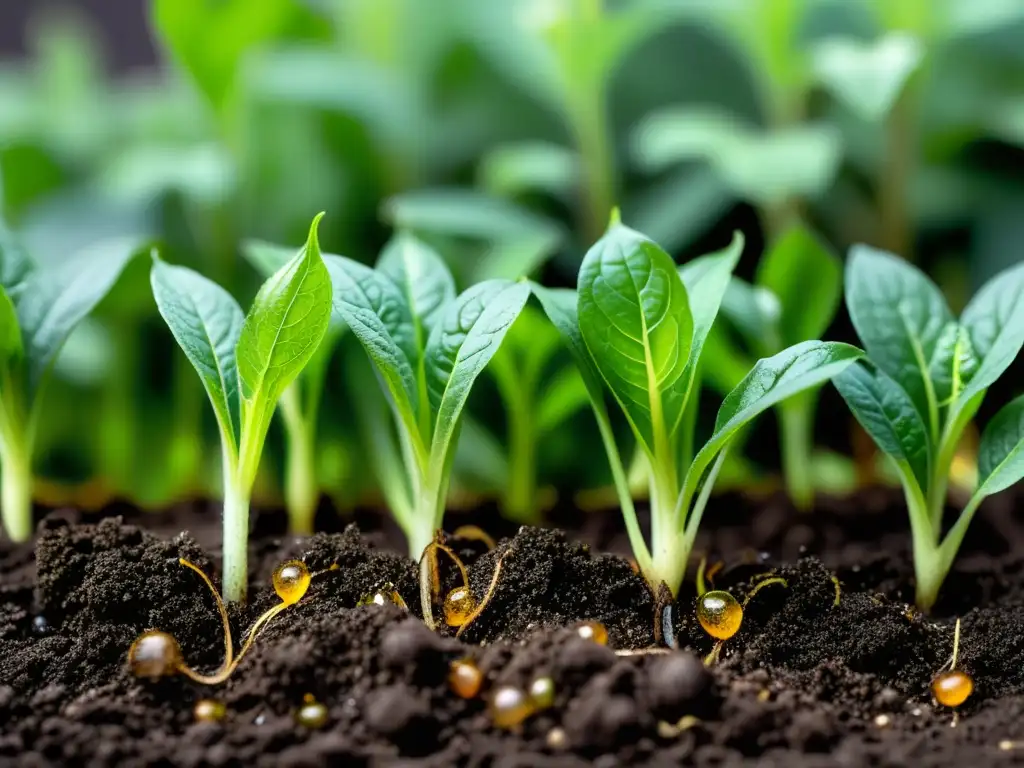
[3,490,1024,766]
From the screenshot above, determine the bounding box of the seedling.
[242,238,349,534]
[702,226,845,508]
[533,214,863,596]
[834,247,1024,611]
[0,220,139,541]
[150,214,333,601]
[326,232,530,559]
[128,558,313,683]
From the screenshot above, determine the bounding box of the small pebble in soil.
[576,620,609,645]
[32,615,49,634]
[193,699,226,723]
[357,583,408,609]
[295,694,329,729]
[273,561,311,605]
[647,652,714,720]
[932,671,974,708]
[489,685,535,728]
[528,677,555,710]
[696,591,742,640]
[448,659,483,699]
[546,727,567,750]
[444,586,477,627]
[874,714,891,728]
[128,630,182,679]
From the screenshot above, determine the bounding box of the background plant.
[835,246,1024,611]
[701,226,846,507]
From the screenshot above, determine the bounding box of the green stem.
[0,436,32,542]
[880,89,915,259]
[221,472,251,603]
[279,384,318,535]
[504,393,537,523]
[779,397,814,511]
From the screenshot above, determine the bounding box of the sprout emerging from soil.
[835,248,1024,611]
[128,559,313,684]
[533,213,862,596]
[418,531,508,636]
[327,234,529,560]
[151,214,332,602]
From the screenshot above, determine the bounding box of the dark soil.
[3,488,1024,766]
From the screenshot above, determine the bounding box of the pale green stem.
[0,436,32,542]
[221,472,251,604]
[279,384,318,535]
[779,398,814,511]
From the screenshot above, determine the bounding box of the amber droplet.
[576,620,608,646]
[489,685,535,728]
[933,671,973,708]
[295,694,329,729]
[448,658,483,699]
[444,586,477,627]
[274,561,311,606]
[357,582,408,609]
[128,630,182,679]
[696,590,743,641]
[194,699,226,723]
[528,677,555,710]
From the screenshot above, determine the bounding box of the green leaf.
[678,232,744,394]
[0,218,33,300]
[16,237,139,398]
[957,260,1024,404]
[0,284,22,361]
[721,278,782,351]
[376,233,456,341]
[833,361,931,491]
[975,394,1024,497]
[152,0,316,114]
[236,214,332,419]
[811,33,924,122]
[635,109,841,205]
[757,227,841,346]
[685,341,864,502]
[845,244,953,432]
[151,256,245,449]
[425,280,530,457]
[324,254,421,436]
[578,223,693,453]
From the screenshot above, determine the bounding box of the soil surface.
[3,488,1024,766]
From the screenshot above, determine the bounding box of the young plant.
[241,239,347,534]
[702,226,844,508]
[485,305,589,522]
[326,232,530,558]
[150,213,332,602]
[834,246,1024,612]
[0,222,140,541]
[534,215,862,596]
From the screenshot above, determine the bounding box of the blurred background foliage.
[1,0,1023,515]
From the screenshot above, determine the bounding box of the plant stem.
[279,384,318,535]
[221,474,251,603]
[779,396,814,511]
[0,439,32,542]
[880,90,915,258]
[575,90,614,243]
[504,393,537,523]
